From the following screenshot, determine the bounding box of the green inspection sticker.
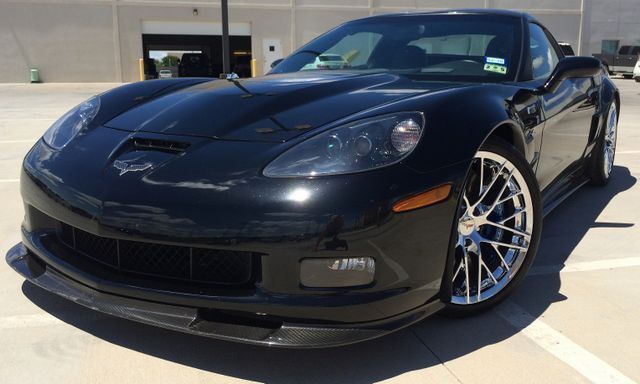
[484,63,507,75]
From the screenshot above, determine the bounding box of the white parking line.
[0,139,36,144]
[616,150,640,154]
[529,257,640,276]
[0,179,19,183]
[497,300,636,384]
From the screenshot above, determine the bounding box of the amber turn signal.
[392,184,452,213]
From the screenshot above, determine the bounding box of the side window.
[529,24,559,80]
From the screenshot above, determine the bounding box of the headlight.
[42,96,101,150]
[263,112,424,177]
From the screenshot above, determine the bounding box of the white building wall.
[0,0,637,83]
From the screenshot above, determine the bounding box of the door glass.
[529,24,559,80]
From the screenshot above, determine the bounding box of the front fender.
[400,85,527,173]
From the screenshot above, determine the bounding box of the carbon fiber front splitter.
[6,242,444,348]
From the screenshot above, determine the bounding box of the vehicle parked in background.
[301,54,350,70]
[558,42,575,56]
[144,59,158,80]
[178,53,213,77]
[158,69,173,79]
[594,45,640,78]
[634,59,640,82]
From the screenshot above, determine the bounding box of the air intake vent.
[57,222,259,286]
[131,137,190,152]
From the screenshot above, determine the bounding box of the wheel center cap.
[458,215,476,236]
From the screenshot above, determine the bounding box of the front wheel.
[442,138,543,315]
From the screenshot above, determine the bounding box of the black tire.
[635,77,640,83]
[441,137,543,316]
[623,74,633,79]
[588,101,618,186]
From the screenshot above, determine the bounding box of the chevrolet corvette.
[6,9,619,347]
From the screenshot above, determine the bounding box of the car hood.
[104,72,464,142]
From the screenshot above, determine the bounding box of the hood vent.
[131,137,190,153]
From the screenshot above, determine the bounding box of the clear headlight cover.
[263,112,424,177]
[42,96,101,150]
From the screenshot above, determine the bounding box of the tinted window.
[271,15,522,83]
[529,24,559,80]
[632,46,640,55]
[559,44,575,56]
[619,46,631,55]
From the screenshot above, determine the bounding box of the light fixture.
[300,257,375,288]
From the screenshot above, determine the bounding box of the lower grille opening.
[191,309,282,340]
[197,309,282,330]
[56,221,261,287]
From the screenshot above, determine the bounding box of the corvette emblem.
[113,159,153,176]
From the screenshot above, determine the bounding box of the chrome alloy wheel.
[451,151,534,305]
[603,103,618,178]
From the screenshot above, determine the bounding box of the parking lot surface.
[1,79,639,384]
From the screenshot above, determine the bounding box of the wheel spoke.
[479,255,498,285]
[496,190,523,206]
[490,243,510,271]
[498,208,528,225]
[452,258,463,281]
[484,167,515,215]
[473,160,507,209]
[478,156,484,198]
[483,220,531,240]
[462,193,472,212]
[477,247,482,301]
[462,247,471,304]
[481,238,528,251]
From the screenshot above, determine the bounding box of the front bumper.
[7,241,443,348]
[9,133,469,347]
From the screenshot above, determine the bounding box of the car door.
[531,23,597,191]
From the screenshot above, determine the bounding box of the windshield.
[271,14,522,82]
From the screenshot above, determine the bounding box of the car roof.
[357,8,535,22]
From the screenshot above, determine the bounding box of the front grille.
[58,222,257,285]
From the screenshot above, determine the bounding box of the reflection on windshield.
[271,14,522,83]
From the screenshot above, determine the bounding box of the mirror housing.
[541,56,602,93]
[270,58,284,69]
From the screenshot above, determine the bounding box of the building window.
[601,40,620,54]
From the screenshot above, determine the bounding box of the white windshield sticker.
[484,63,508,75]
[485,57,506,65]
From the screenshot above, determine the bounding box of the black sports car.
[6,9,619,348]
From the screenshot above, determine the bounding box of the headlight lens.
[263,112,424,177]
[42,96,100,149]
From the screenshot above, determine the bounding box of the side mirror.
[270,58,284,69]
[542,56,602,93]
